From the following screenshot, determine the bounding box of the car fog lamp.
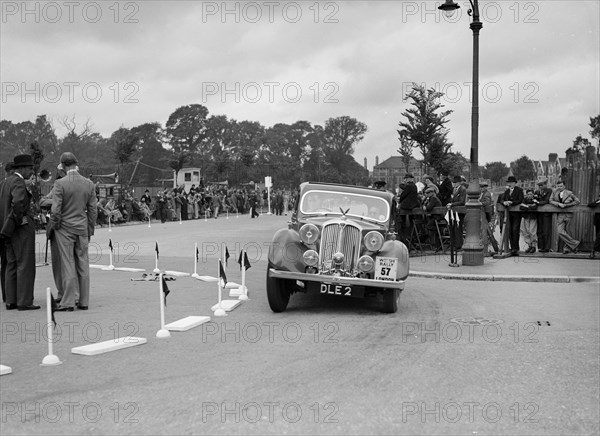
[299,223,319,245]
[303,250,319,266]
[357,255,374,272]
[364,231,384,252]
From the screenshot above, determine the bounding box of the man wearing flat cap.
[0,155,39,310]
[534,178,553,252]
[52,153,97,311]
[479,182,493,223]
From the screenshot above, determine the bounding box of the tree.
[566,134,591,154]
[397,131,414,173]
[481,161,509,185]
[590,114,600,143]
[322,116,367,178]
[510,155,536,181]
[398,84,453,173]
[165,104,209,171]
[111,127,140,166]
[439,152,468,178]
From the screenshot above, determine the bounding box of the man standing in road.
[52,153,97,311]
[0,155,39,310]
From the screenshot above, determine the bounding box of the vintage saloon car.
[266,182,409,313]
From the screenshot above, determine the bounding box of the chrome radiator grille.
[319,222,361,272]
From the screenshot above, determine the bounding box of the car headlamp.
[299,223,319,245]
[364,231,384,252]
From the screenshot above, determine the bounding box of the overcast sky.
[1,0,598,170]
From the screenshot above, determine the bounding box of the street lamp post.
[439,0,484,266]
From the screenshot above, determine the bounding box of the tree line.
[0,109,370,188]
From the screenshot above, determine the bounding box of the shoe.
[511,251,519,256]
[529,247,536,254]
[17,305,41,311]
[539,249,549,253]
[5,304,17,310]
[562,249,571,254]
[76,305,88,310]
[55,306,74,312]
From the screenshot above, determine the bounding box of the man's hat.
[452,175,462,183]
[403,173,414,179]
[537,178,548,186]
[60,152,78,166]
[12,154,34,168]
[424,187,435,194]
[479,181,489,187]
[373,180,386,188]
[507,176,518,183]
[4,162,14,172]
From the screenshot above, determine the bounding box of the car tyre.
[266,264,291,312]
[382,288,400,314]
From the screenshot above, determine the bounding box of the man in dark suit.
[0,162,16,303]
[534,178,553,252]
[502,176,524,255]
[446,175,467,249]
[438,172,453,206]
[0,155,39,310]
[397,174,420,243]
[423,187,443,248]
[52,153,98,311]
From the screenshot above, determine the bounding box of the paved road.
[1,214,598,435]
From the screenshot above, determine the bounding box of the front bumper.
[268,268,405,290]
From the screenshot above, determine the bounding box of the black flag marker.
[243,252,251,271]
[109,239,113,251]
[155,241,159,259]
[225,246,230,265]
[162,276,170,306]
[50,292,57,326]
[237,251,243,270]
[219,259,228,287]
[196,246,200,263]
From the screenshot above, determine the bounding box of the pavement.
[409,252,599,283]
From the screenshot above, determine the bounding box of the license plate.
[319,283,364,298]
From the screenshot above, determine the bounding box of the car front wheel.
[266,265,291,312]
[382,288,400,314]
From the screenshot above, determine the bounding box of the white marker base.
[228,285,246,297]
[153,268,161,274]
[114,267,146,272]
[191,273,200,279]
[90,264,109,269]
[213,308,227,317]
[41,354,62,366]
[165,316,211,331]
[225,282,241,289]
[102,265,115,270]
[0,364,13,375]
[72,337,147,356]
[156,329,171,338]
[165,270,190,277]
[195,275,219,282]
[238,294,249,301]
[211,300,242,312]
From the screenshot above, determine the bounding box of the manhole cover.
[450,317,505,326]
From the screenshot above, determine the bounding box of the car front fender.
[268,228,307,273]
[377,240,410,280]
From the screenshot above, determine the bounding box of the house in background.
[371,156,426,188]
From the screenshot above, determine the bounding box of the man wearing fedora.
[52,153,97,311]
[0,155,39,310]
[502,176,524,256]
[396,174,420,245]
[446,175,467,249]
[0,162,16,304]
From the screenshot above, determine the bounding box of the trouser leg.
[50,236,63,298]
[55,229,78,308]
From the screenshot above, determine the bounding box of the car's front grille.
[319,222,361,272]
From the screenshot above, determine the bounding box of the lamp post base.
[462,179,484,266]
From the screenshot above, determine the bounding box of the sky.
[1,0,599,171]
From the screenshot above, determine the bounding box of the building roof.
[374,156,421,169]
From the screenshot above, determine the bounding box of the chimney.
[375,156,379,166]
[549,153,558,162]
[364,157,367,169]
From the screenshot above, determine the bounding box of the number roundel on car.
[364,231,384,252]
[300,223,320,245]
